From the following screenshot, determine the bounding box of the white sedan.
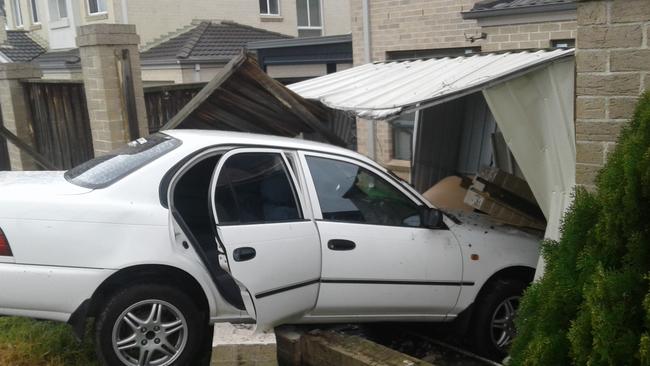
[0,130,540,365]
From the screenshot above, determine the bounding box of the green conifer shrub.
[509,91,650,366]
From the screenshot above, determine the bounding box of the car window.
[65,133,181,189]
[306,156,422,227]
[214,152,301,225]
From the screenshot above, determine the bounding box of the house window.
[392,112,416,161]
[259,0,280,16]
[87,0,107,14]
[49,0,68,21]
[552,39,575,49]
[29,0,40,23]
[297,0,322,37]
[12,0,24,27]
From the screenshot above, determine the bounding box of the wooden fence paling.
[23,80,94,170]
[0,109,10,171]
[143,83,206,133]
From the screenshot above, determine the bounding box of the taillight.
[0,228,12,257]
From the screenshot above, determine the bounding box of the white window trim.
[30,0,40,24]
[260,0,281,16]
[13,0,24,28]
[86,0,108,15]
[49,0,70,29]
[297,0,323,34]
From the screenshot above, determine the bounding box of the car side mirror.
[421,207,445,229]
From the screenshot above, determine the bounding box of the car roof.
[162,129,381,168]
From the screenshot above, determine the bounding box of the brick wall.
[575,0,650,187]
[350,0,577,64]
[481,21,577,52]
[351,0,481,65]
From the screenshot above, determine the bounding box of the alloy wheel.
[490,295,520,351]
[112,299,188,366]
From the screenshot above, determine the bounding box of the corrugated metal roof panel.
[288,49,574,119]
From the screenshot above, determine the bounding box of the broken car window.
[214,152,301,225]
[65,133,182,189]
[306,156,422,227]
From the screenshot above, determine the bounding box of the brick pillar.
[0,63,42,171]
[76,24,148,156]
[575,0,650,188]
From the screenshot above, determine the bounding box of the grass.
[0,316,97,366]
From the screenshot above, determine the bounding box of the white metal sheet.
[288,49,574,120]
[482,58,576,278]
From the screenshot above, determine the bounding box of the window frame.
[12,0,24,28]
[49,0,68,25]
[296,0,323,36]
[30,0,40,24]
[299,151,427,227]
[210,148,308,226]
[391,111,418,161]
[86,0,107,15]
[551,39,575,49]
[259,0,281,16]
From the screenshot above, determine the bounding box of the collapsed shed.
[161,53,356,149]
[287,49,576,274]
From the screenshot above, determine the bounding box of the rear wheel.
[471,279,526,361]
[95,283,205,366]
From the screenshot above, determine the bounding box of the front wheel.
[471,279,527,361]
[95,283,205,366]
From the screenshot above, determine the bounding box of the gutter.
[461,2,577,19]
[248,34,352,50]
[140,58,231,68]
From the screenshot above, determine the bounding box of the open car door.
[209,148,322,330]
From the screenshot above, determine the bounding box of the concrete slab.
[211,323,277,366]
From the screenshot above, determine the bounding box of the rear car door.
[209,148,321,330]
[300,152,464,319]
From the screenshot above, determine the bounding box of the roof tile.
[141,21,292,62]
[0,31,46,62]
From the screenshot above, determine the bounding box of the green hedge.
[509,91,650,366]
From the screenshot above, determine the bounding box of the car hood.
[446,209,544,245]
[0,171,93,197]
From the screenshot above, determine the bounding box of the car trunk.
[0,171,93,199]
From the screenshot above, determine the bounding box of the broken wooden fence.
[23,79,94,170]
[144,83,206,133]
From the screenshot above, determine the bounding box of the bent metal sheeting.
[287,48,574,120]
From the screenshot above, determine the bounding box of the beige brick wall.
[481,21,577,52]
[351,0,481,65]
[350,0,576,64]
[77,24,149,156]
[575,0,650,188]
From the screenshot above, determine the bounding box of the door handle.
[233,247,256,262]
[328,239,356,251]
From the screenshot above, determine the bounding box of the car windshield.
[64,133,182,189]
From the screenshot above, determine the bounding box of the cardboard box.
[477,167,536,205]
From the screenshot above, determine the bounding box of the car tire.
[95,283,205,366]
[471,278,527,361]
